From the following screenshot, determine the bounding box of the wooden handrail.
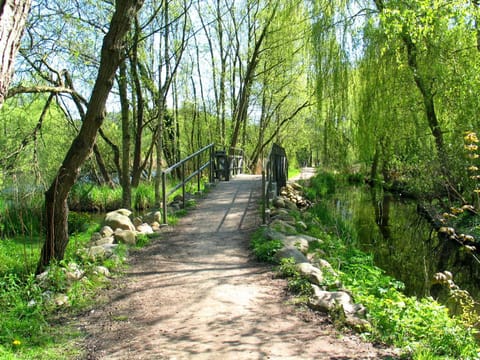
[262,143,288,224]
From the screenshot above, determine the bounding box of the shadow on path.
[80,174,394,360]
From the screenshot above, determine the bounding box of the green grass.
[0,214,128,359]
[306,204,480,359]
[250,228,283,263]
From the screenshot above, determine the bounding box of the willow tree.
[368,0,480,190]
[246,0,312,170]
[311,0,352,169]
[37,0,144,273]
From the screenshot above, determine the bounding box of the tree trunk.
[118,61,132,208]
[0,0,31,109]
[37,0,144,274]
[130,17,144,188]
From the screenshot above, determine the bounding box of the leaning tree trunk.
[0,0,31,109]
[37,0,144,274]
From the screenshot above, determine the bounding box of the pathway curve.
[80,174,393,359]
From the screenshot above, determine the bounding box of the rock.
[100,226,114,238]
[143,211,162,224]
[105,210,135,231]
[136,223,154,234]
[285,199,298,211]
[312,258,337,276]
[275,246,309,264]
[272,197,286,209]
[65,262,84,283]
[87,245,106,260]
[296,262,324,285]
[94,236,115,246]
[94,266,111,277]
[114,229,137,245]
[115,208,132,217]
[270,219,297,234]
[169,202,182,211]
[282,235,309,254]
[36,270,49,285]
[151,221,161,231]
[271,213,297,224]
[282,234,322,254]
[308,285,366,317]
[90,232,103,244]
[133,217,143,227]
[53,293,69,307]
[263,228,287,242]
[290,182,304,191]
[102,244,119,258]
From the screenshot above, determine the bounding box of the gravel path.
[80,174,394,359]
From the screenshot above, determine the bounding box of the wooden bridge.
[161,143,288,225]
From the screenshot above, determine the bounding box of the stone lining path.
[80,173,394,359]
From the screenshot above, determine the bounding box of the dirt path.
[80,174,394,359]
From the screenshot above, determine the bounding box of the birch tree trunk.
[0,0,31,108]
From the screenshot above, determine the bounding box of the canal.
[320,185,480,302]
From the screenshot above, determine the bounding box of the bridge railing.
[229,147,244,176]
[161,144,245,224]
[161,143,215,224]
[262,143,288,224]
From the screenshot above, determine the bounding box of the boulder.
[308,285,365,317]
[90,232,103,244]
[94,236,115,246]
[282,235,310,254]
[151,221,161,232]
[115,208,132,217]
[270,219,297,234]
[271,213,297,224]
[312,258,338,277]
[284,199,298,211]
[263,228,287,242]
[274,246,309,264]
[65,262,84,283]
[94,266,111,277]
[100,225,114,238]
[296,262,324,285]
[86,245,107,260]
[114,229,137,245]
[53,293,69,307]
[296,221,308,231]
[102,243,119,258]
[143,210,162,224]
[272,197,286,209]
[105,210,135,231]
[136,223,154,234]
[281,234,322,254]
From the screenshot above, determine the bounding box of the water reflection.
[328,186,480,301]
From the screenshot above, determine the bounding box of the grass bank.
[252,171,480,359]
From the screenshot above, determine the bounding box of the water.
[324,185,480,301]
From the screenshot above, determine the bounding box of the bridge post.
[162,171,167,225]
